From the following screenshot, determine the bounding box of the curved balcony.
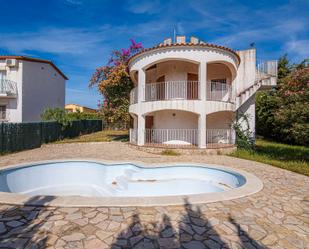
[0,79,17,98]
[129,81,233,104]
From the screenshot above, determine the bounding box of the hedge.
[0,120,102,154]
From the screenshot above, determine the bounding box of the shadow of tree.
[110,199,268,249]
[0,195,55,248]
[229,217,268,249]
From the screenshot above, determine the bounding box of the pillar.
[199,61,207,101]
[198,113,206,148]
[138,69,145,103]
[137,115,145,146]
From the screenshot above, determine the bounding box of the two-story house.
[128,36,277,149]
[0,56,67,122]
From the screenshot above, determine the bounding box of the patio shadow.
[0,195,55,248]
[110,198,268,248]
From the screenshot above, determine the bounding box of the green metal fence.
[0,120,102,154]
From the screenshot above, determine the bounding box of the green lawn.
[229,139,309,176]
[55,130,129,143]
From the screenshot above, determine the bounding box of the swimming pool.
[0,161,246,197]
[0,160,263,206]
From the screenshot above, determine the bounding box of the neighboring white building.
[0,56,67,122]
[128,36,277,149]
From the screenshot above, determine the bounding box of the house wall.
[22,61,65,122]
[235,49,256,95]
[206,111,234,129]
[0,60,23,122]
[237,94,256,139]
[146,61,198,83]
[150,110,198,129]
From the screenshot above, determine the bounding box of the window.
[0,106,6,120]
[211,78,227,91]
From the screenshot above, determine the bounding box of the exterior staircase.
[236,60,278,109]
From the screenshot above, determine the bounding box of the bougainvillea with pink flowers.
[90,39,143,128]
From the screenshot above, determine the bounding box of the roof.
[65,104,96,111]
[128,42,241,66]
[0,56,68,80]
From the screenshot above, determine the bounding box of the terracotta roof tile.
[128,42,240,66]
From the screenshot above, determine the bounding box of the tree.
[256,55,309,145]
[274,67,309,145]
[90,39,143,128]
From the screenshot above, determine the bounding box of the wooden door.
[187,73,198,99]
[145,116,154,129]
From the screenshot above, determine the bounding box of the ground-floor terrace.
[130,110,236,149]
[0,142,308,248]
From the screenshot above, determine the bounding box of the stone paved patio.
[0,142,308,249]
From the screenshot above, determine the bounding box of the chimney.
[163,38,172,45]
[176,35,186,44]
[190,36,199,44]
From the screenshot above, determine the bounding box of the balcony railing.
[206,129,235,148]
[129,81,234,104]
[141,128,235,148]
[256,60,278,80]
[129,128,138,144]
[0,79,17,97]
[206,82,232,102]
[145,128,198,146]
[144,81,199,101]
[130,87,138,104]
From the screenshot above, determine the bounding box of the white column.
[137,115,145,146]
[199,61,207,101]
[198,113,206,148]
[138,69,145,103]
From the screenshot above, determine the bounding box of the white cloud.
[285,39,309,59]
[0,27,110,55]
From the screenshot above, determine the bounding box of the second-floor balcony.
[130,80,233,104]
[0,79,17,98]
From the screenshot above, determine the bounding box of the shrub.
[161,149,181,156]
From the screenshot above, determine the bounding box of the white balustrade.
[129,128,138,144]
[145,129,198,146]
[144,81,199,101]
[206,81,232,102]
[206,129,234,148]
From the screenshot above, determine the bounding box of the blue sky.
[0,0,308,108]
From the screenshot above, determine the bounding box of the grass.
[230,139,309,176]
[161,149,181,156]
[54,130,129,144]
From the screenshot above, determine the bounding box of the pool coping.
[0,159,263,207]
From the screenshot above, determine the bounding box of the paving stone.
[0,222,7,233]
[62,233,86,242]
[204,239,221,249]
[84,238,108,249]
[6,220,24,228]
[183,240,206,249]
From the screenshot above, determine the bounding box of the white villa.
[128,36,277,149]
[0,56,67,122]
